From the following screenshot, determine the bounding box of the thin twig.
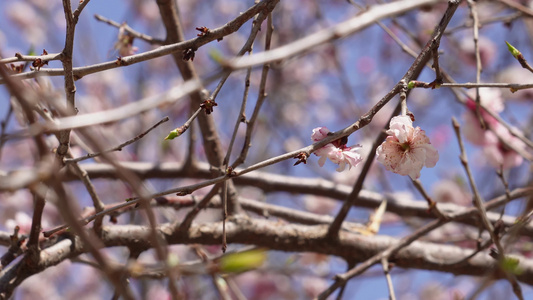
[336,260,356,300]
[0,0,280,84]
[0,227,25,271]
[226,0,442,70]
[452,117,500,246]
[376,21,419,58]
[499,0,533,18]
[231,13,274,168]
[445,12,523,34]
[0,105,13,162]
[411,179,447,219]
[15,77,204,137]
[467,0,486,131]
[432,46,442,84]
[381,258,396,300]
[452,117,524,300]
[410,82,533,90]
[208,6,271,103]
[221,12,265,167]
[66,159,105,232]
[0,53,63,65]
[318,219,447,300]
[65,116,169,164]
[94,14,165,45]
[177,184,222,232]
[399,80,408,116]
[27,193,45,250]
[221,181,228,253]
[0,45,55,270]
[444,238,493,267]
[496,166,512,219]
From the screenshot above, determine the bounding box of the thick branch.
[2,218,533,298]
[55,162,533,236]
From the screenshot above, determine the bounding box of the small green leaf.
[506,41,521,59]
[209,49,224,64]
[285,254,297,266]
[407,81,416,89]
[167,253,180,267]
[218,249,266,273]
[164,128,183,140]
[501,256,522,275]
[28,45,36,56]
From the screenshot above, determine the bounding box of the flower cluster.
[463,88,525,169]
[376,116,439,180]
[311,127,362,172]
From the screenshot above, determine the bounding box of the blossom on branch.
[376,116,439,180]
[311,127,362,172]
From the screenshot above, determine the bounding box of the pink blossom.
[462,109,489,146]
[376,116,439,180]
[466,88,504,114]
[6,212,33,234]
[311,127,363,172]
[496,66,533,101]
[462,90,525,169]
[482,123,525,169]
[462,88,505,145]
[311,127,330,142]
[460,36,497,67]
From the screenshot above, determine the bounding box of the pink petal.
[311,127,330,142]
[318,155,327,167]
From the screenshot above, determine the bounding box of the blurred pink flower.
[376,116,439,180]
[466,88,504,114]
[303,195,336,215]
[7,2,46,44]
[430,124,451,149]
[462,89,525,169]
[482,123,525,169]
[6,212,33,234]
[311,127,363,172]
[462,89,502,145]
[497,65,533,101]
[432,179,471,206]
[462,109,489,146]
[302,276,328,298]
[463,88,504,145]
[460,35,497,67]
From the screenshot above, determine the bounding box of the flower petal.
[311,127,330,142]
